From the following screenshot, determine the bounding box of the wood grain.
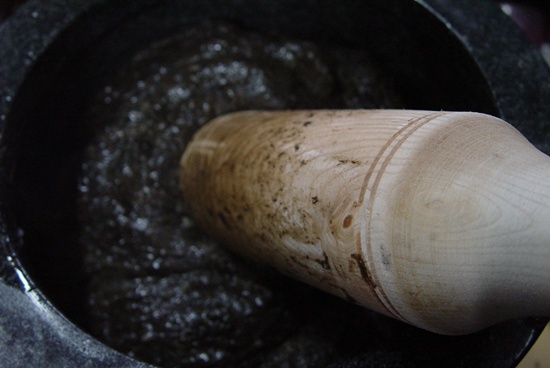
[180,110,550,334]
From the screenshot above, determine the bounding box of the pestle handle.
[179,110,550,335]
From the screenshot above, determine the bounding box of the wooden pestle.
[179,110,550,335]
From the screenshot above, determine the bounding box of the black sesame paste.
[78,20,401,368]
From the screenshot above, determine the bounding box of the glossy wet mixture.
[78,21,401,367]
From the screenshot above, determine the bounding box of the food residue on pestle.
[78,20,401,367]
